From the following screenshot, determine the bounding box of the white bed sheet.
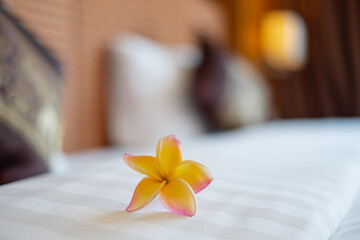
[0,118,360,240]
[330,192,360,240]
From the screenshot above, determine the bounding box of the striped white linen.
[330,192,360,240]
[0,119,360,240]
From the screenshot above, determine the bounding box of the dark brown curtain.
[277,0,360,118]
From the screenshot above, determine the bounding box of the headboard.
[7,0,227,152]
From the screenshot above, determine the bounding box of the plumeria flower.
[124,135,213,216]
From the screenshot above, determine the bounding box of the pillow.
[0,6,63,184]
[192,38,271,130]
[108,34,204,146]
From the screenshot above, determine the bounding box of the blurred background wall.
[8,0,227,152]
[6,0,360,153]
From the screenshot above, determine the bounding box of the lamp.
[260,10,307,71]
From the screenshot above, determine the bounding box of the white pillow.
[108,34,204,146]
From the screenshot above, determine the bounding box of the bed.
[0,118,359,240]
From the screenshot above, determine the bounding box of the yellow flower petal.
[159,177,196,216]
[172,160,213,194]
[157,135,182,176]
[126,177,166,212]
[123,154,162,180]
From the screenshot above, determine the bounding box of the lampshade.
[260,10,307,71]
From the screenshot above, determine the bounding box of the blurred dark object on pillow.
[0,6,63,184]
[192,38,271,131]
[192,37,227,131]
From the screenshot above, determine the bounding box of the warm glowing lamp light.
[260,10,307,71]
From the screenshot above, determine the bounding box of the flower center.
[163,177,168,184]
